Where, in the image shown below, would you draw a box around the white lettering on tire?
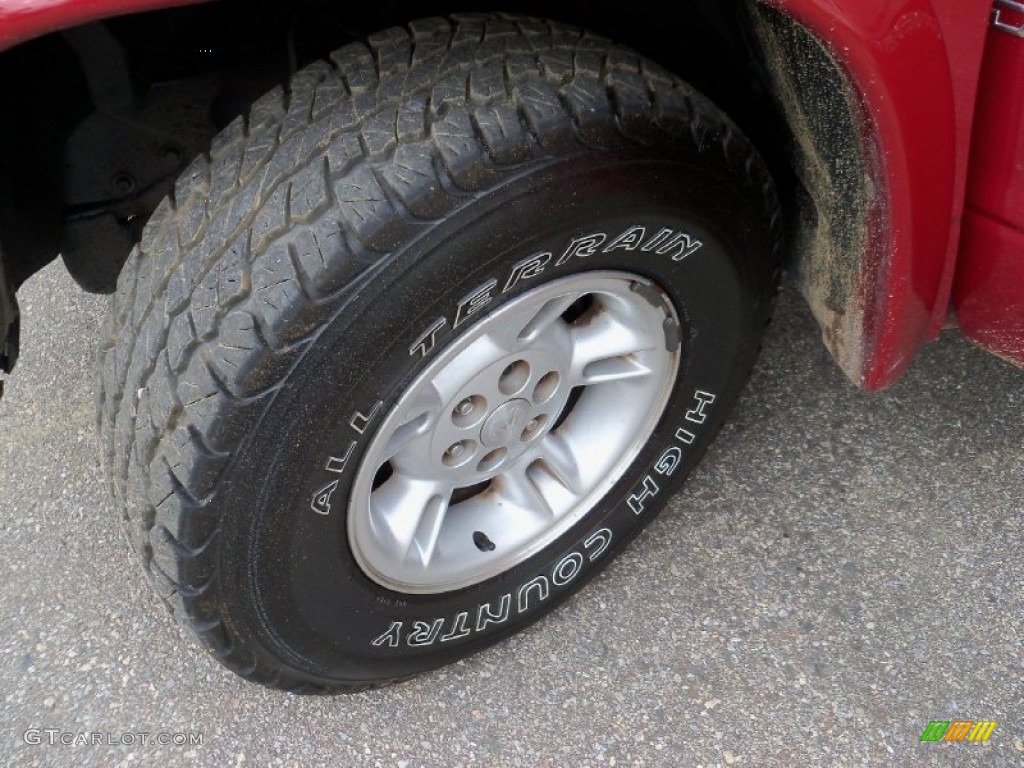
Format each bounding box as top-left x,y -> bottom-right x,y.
408,223 -> 704,359
310,479 -> 339,516
453,279 -> 498,329
551,551 -> 584,586
626,476 -> 660,515
371,525 -> 615,648
503,252 -> 552,293
685,390 -> 716,424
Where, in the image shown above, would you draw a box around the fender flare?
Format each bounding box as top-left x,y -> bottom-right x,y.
765,0 -> 989,388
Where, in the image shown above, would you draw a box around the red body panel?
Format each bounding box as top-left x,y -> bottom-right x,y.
954,3 -> 1024,363
0,0 -> 207,52
772,0 -> 991,388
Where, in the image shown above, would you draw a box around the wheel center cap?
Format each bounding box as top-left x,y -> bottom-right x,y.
480,399 -> 531,448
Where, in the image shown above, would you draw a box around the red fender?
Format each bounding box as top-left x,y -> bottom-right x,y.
0,0 -> 208,52
769,0 -> 991,388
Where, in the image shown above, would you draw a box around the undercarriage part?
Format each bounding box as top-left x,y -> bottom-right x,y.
0,249 -> 18,385
0,34 -> 83,293
59,20 -> 285,292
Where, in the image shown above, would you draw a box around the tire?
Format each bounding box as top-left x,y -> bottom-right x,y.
97,13 -> 781,693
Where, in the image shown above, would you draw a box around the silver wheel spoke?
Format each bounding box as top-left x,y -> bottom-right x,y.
372,474 -> 452,567
481,291 -> 580,355
383,386 -> 443,474
577,354 -> 654,385
515,292 -> 581,345
495,461 -> 554,520
568,311 -> 658,386
534,432 -> 584,496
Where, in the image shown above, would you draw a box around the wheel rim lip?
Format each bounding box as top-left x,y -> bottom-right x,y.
348,270 -> 681,594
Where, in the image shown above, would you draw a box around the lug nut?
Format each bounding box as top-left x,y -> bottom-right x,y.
443,440 -> 475,466
521,414 -> 549,442
453,395 -> 487,427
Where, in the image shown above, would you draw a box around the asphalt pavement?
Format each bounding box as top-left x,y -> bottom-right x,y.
1,262 -> 1021,767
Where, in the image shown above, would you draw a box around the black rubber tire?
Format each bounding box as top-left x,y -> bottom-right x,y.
97,13 -> 781,693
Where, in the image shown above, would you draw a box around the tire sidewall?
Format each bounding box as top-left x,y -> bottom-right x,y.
217,152 -> 772,684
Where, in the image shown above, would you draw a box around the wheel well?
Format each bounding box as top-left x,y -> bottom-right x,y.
0,0 -> 824,376
0,0 -> 799,286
